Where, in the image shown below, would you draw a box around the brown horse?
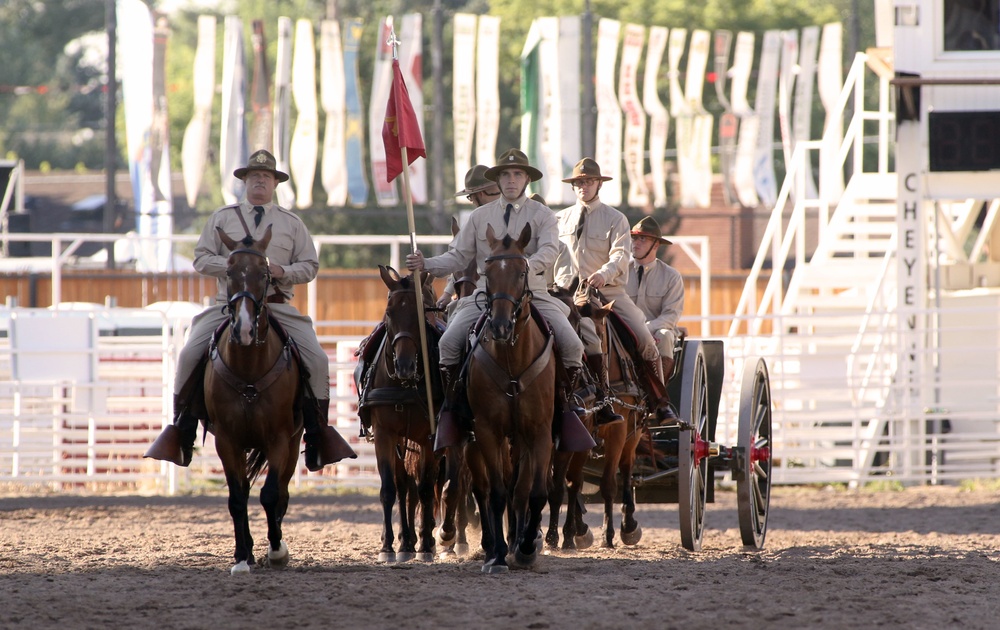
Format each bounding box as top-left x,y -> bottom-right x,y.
365,265 -> 440,562
434,216 -> 480,557
579,285 -> 645,548
204,226 -> 302,574
467,224 -> 555,573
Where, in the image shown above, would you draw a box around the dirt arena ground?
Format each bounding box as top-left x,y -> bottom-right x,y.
1,484 -> 998,629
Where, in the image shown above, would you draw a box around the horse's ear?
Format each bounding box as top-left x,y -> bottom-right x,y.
451,216 -> 460,237
379,264 -> 399,290
569,275 -> 580,294
517,223 -> 532,250
420,270 -> 432,287
217,226 -> 239,252
257,224 -> 273,251
486,224 -> 497,248
601,300 -> 615,313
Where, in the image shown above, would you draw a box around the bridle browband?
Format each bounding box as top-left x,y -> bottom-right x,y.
481,252 -> 532,341
383,285 -> 431,382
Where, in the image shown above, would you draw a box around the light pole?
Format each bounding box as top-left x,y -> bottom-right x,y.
104,0 -> 117,269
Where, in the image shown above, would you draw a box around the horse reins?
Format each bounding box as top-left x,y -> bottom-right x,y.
482,252 -> 532,344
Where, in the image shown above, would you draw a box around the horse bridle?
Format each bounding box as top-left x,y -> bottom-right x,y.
383,286 -> 426,383
481,253 -> 532,329
224,247 -> 273,345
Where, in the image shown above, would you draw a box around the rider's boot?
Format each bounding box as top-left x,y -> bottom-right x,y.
302,398 -> 357,472
639,358 -> 679,425
556,366 -> 597,452
585,354 -> 624,426
434,364 -> 472,451
145,393 -> 200,466
660,356 -> 675,383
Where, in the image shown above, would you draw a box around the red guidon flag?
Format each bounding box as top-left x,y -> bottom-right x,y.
382,58 -> 426,183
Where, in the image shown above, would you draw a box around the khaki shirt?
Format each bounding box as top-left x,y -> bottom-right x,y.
194,200 -> 319,303
553,199 -> 631,289
422,195 -> 559,292
626,258 -> 684,333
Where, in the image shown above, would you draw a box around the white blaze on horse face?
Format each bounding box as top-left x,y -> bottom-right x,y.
235,293 -> 256,345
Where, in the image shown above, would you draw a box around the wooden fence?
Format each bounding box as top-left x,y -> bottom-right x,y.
0,269 -> 768,337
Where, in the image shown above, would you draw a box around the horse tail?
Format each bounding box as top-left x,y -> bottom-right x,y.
246,448 -> 268,483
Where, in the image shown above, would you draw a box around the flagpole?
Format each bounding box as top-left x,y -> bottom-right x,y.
389,21 -> 437,434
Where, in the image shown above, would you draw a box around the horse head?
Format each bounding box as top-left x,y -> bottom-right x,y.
379,264 -> 432,382
483,223 -> 531,343
218,225 -> 273,346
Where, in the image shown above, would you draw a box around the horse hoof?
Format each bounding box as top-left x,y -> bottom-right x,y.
482,559 -> 509,574
620,524 -> 642,546
415,552 -> 434,562
396,551 -> 415,563
378,552 -> 396,563
575,529 -> 595,550
434,526 -> 456,549
513,547 -> 538,568
267,541 -> 290,568
454,542 -> 469,556
231,561 -> 251,575
438,548 -> 456,559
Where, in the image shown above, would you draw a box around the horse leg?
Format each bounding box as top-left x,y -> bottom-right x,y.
565,451 -> 594,550
599,448 -> 623,549
435,446 -> 463,556
512,442 -> 550,568
396,459 -> 416,561
546,450 -> 569,550
415,447 -> 438,561
225,469 -> 254,573
259,467 -> 288,568
375,437 -> 398,563
482,471 -> 510,574
618,436 -> 642,546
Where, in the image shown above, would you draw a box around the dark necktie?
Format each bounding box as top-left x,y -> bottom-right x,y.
253,205 -> 265,227
636,265 -> 644,288
503,203 -> 513,226
575,210 -> 586,239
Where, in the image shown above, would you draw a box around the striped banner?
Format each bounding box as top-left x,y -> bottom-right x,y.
398,13 -> 426,204
181,15 -> 215,209
453,14 -> 478,202
150,15 -> 174,270
731,31 -> 759,207
220,15 -> 248,206
619,23 -> 648,209
273,17 -> 296,209
249,20 -> 273,153
476,16 -> 501,171
777,30 -> 799,185
643,25 -> 669,210
794,26 -> 820,199
369,17 -> 398,207
519,20 -> 541,196
752,30 -> 781,208
818,22 -> 844,202
290,19 -> 319,209
594,18 -> 622,206
320,19 -> 347,207
684,29 -> 713,208
667,29 -> 690,205
713,30 -> 738,207
343,18 -> 369,207
555,16 -> 581,205
536,17 -> 563,201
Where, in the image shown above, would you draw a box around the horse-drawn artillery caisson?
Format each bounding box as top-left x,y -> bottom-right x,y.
581,335 -> 774,552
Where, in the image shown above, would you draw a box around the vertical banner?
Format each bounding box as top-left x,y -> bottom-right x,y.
220,15 -> 248,206
475,16 -> 501,169
343,18 -> 369,207
273,17 -> 296,209
594,18 -> 622,206
668,29 -> 695,206
536,17 -> 564,201
320,19 -> 347,207
399,13 -> 426,204
685,29 -> 713,208
731,31 -> 759,207
291,19 -> 319,209
555,16 -> 581,205
818,22 -> 844,202
619,23 -> 648,209
181,14 -> 215,209
249,20 -> 273,152
753,30 -> 781,208
643,26 -> 669,210
118,0 -> 154,267
519,20 -> 541,196
713,30 -> 738,206
794,26 -> 821,199
777,30 -> 799,182
453,13 -> 478,202
150,14 -> 174,270
369,17 -> 398,206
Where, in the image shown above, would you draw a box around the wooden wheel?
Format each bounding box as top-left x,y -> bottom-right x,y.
737,357 -> 773,550
678,340 -> 709,552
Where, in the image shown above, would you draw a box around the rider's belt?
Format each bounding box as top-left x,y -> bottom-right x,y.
266,293 -> 287,304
